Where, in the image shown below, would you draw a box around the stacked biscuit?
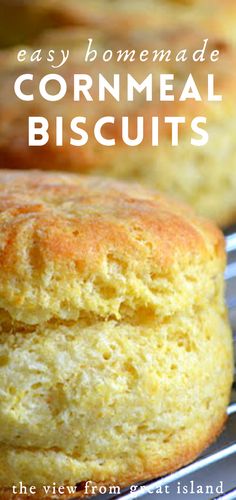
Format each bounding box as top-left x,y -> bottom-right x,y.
0,170 -> 233,497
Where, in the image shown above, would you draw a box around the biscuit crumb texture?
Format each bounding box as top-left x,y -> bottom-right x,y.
0,170 -> 233,493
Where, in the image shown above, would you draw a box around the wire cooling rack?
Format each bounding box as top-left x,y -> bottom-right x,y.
79,228 -> 236,500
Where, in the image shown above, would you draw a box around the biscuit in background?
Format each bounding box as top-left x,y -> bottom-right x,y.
0,0 -> 236,47
57,0 -> 236,46
0,27 -> 235,226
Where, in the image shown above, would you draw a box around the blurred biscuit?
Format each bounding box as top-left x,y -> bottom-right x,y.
0,27 -> 235,225
0,0 -> 235,47
58,0 -> 236,46
0,169 -> 233,495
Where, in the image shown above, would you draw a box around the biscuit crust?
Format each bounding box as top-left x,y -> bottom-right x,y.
0,169 -> 225,323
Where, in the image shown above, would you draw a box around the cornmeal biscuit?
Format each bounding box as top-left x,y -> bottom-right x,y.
0,170 -> 233,498
0,27 -> 235,226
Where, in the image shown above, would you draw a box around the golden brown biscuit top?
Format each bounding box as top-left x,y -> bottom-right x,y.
0,170 -> 224,324
0,169 -> 222,264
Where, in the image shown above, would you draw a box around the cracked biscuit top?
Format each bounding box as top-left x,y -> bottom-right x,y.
0,170 -> 224,325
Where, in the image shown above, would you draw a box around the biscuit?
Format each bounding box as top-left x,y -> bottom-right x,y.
0,27 -> 235,226
52,0 -> 236,46
0,0 -> 235,47
0,170 -> 233,497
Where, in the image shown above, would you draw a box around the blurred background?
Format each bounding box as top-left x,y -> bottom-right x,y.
0,0 -> 236,227
0,3 -> 235,499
